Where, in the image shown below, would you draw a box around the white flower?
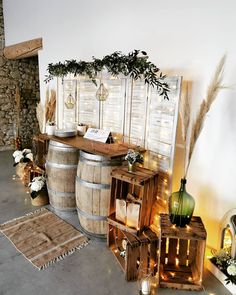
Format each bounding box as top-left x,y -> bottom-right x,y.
227,264 -> 236,276
13,150 -> 22,158
22,149 -> 31,155
25,153 -> 33,161
15,155 -> 24,163
29,176 -> 46,192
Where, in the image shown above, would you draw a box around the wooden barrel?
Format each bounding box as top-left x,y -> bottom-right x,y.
46,140 -> 78,211
76,151 -> 123,238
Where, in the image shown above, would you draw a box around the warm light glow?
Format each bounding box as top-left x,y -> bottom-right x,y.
206,255 -> 213,259
137,260 -> 140,265
109,228 -> 113,232
186,225 -> 191,230
175,258 -> 179,266
165,257 -> 168,265
114,249 -> 118,253
171,225 -> 176,229
188,276 -> 192,282
165,190 -> 169,195
170,272 -> 175,277
223,226 -> 233,250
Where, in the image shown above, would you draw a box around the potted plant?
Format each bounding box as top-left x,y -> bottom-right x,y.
46,121 -> 55,135
13,149 -> 33,178
77,123 -> 87,136
125,148 -> 144,172
28,176 -> 49,206
208,248 -> 236,293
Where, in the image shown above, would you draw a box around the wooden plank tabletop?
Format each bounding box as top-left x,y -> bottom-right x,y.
39,133 -> 140,158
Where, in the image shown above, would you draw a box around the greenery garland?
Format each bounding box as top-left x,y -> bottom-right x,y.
45,50 -> 170,99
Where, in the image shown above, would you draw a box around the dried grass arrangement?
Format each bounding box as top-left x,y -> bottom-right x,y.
36,87 -> 56,133
45,88 -> 56,123
36,102 -> 44,133
180,55 -> 226,177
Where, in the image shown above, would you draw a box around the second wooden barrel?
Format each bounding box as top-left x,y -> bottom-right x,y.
46,140 -> 78,211
76,151 -> 122,238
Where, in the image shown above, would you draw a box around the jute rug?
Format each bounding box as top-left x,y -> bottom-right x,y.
0,208 -> 88,269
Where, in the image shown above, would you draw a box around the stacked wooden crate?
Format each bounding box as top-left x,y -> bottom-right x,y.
159,214 -> 207,291
107,166 -> 159,281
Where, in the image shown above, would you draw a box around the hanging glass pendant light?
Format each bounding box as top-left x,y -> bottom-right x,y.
96,83 -> 109,101
65,93 -> 75,109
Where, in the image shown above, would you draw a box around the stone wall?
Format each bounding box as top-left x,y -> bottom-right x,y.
0,0 -> 40,150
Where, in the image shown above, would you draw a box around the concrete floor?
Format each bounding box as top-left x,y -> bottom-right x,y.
0,150 -> 231,295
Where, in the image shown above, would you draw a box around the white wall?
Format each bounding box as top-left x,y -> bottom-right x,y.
3,0 -> 236,249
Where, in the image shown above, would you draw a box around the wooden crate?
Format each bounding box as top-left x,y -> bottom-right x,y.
159,214 -> 207,291
32,134 -> 50,168
107,166 -> 158,234
108,224 -> 159,281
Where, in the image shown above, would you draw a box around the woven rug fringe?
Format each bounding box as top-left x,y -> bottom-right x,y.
0,208 -> 47,227
39,240 -> 89,270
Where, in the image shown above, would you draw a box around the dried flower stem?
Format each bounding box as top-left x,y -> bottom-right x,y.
179,82 -> 191,175
185,55 -> 226,176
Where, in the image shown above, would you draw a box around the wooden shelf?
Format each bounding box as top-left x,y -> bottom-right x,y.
39,133 -> 141,158
109,167 -> 158,232
107,213 -> 138,235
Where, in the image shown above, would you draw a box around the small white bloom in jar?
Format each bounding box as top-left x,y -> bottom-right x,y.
15,155 -> 24,163
25,153 -> 33,161
13,150 -> 22,158
22,148 -> 31,155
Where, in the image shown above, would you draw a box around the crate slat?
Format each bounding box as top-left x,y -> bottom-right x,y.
168,238 -> 178,265
179,239 -> 188,266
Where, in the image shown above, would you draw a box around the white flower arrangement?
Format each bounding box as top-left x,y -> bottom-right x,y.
125,148 -> 143,165
211,248 -> 236,285
28,176 -> 46,199
12,149 -> 33,166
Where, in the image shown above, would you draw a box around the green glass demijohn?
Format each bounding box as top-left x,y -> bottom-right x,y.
169,178 -> 195,227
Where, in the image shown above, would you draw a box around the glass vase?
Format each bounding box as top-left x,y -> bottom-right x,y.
128,162 -> 136,173
169,178 -> 195,227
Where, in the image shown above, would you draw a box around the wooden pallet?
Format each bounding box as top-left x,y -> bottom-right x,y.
159,214 -> 207,290
108,224 -> 159,281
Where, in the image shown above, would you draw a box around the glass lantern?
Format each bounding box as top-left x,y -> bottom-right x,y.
138,269 -> 158,295
63,78 -> 77,130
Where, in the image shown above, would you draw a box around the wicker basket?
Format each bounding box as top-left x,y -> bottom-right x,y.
31,188 -> 49,206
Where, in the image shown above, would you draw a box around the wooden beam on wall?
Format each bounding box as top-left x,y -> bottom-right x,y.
3,37 -> 43,60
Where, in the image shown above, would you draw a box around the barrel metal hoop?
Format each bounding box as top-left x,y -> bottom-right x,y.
51,204 -> 76,212
79,157 -> 121,167
49,145 -> 78,153
47,187 -> 75,197
76,206 -> 107,221
76,176 -> 110,190
49,140 -> 78,150
80,150 -> 109,162
46,160 -> 78,169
